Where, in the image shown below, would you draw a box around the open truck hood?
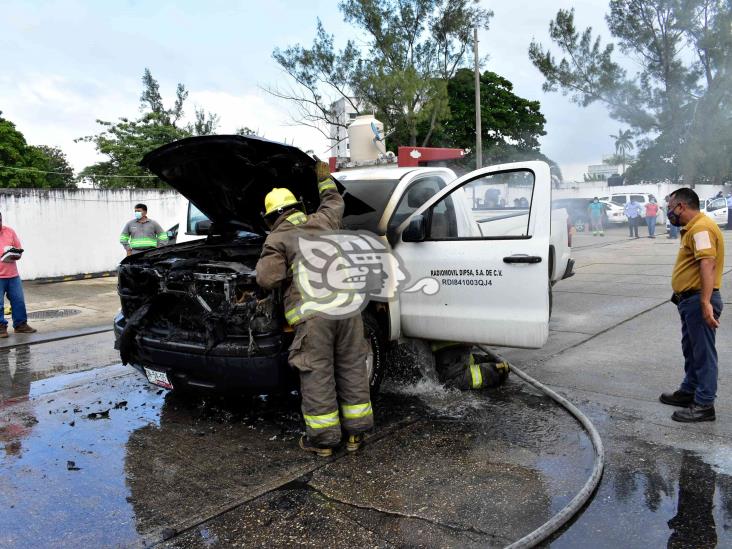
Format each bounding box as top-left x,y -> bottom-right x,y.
141,135 -> 319,235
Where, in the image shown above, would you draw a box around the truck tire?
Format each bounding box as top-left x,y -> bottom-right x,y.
362,311 -> 386,395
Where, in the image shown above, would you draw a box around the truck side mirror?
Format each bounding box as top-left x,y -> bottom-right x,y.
166,223 -> 179,240
402,214 -> 426,242
195,219 -> 212,235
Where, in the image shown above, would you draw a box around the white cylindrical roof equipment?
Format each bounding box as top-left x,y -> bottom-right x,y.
348,115 -> 386,162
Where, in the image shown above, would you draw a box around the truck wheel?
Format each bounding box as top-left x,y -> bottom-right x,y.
362,311 -> 386,395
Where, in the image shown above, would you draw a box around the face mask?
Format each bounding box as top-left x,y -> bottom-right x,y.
594,199 -> 598,203
668,207 -> 682,227
134,211 -> 143,220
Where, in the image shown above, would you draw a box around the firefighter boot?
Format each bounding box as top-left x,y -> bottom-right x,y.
346,434 -> 363,452
462,358 -> 510,390
299,435 -> 333,457
495,360 -> 510,385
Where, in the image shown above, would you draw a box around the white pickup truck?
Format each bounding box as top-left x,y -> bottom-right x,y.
176,164 -> 573,306
335,165 -> 573,283
117,136 -> 571,394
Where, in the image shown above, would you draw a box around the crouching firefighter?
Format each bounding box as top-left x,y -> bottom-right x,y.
255,161 -> 374,457
431,342 -> 510,390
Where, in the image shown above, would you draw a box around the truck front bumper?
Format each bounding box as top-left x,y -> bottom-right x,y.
113,313 -> 296,393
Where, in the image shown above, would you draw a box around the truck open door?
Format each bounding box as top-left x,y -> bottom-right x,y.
394,161 -> 551,349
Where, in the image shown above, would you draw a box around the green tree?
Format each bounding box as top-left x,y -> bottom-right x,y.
191,107 -> 220,136
610,129 -> 634,173
425,68 -> 555,173
269,0 -> 492,147
529,2 -> 732,185
0,113 -> 45,187
77,116 -> 190,188
30,145 -> 76,188
434,68 -> 546,152
77,69 -> 219,188
0,112 -> 75,188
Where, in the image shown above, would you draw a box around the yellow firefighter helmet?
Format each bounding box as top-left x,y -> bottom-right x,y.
264,188 -> 299,216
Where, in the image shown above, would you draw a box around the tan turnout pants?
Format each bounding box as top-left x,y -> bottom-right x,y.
288,315 -> 374,447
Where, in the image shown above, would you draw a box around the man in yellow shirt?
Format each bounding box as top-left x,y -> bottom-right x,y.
660,188 -> 724,422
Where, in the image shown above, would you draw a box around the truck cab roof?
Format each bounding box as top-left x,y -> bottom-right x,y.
334,166 -> 449,182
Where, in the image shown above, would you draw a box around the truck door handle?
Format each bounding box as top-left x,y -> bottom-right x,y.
503,254 -> 542,264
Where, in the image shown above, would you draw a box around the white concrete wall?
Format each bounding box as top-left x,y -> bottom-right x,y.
555,183 -> 728,202
2,182 -> 727,280
0,189 -> 187,280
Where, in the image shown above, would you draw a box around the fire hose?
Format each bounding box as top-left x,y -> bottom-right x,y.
479,348 -> 606,549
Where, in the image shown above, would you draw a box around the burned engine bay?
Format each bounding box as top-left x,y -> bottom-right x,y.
117,239 -> 283,364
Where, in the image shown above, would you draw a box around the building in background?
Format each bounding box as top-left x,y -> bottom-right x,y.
329,97 -> 360,159
586,155 -> 620,181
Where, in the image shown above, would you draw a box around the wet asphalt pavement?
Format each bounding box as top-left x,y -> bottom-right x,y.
0,349 -> 586,548
1,226 -> 732,548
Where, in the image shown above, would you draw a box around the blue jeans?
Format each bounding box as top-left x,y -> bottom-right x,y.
668,223 -> 680,238
646,216 -> 656,236
0,276 -> 28,328
678,292 -> 723,405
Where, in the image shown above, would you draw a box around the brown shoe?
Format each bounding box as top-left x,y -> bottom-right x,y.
14,323 -> 37,334
0,325 -> 7,338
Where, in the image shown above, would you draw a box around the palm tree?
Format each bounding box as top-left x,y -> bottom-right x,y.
610,129 -> 634,174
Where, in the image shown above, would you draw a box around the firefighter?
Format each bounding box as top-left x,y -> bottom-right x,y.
255,162 -> 373,457
431,342 -> 510,391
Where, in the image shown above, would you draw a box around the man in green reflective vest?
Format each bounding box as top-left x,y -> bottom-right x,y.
119,203 -> 169,256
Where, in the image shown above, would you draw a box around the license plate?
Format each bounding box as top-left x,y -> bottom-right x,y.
144,367 -> 173,390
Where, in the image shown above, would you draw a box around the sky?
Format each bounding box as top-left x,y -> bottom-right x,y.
0,0 -> 622,181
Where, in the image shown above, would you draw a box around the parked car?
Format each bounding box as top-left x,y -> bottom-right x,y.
664,196 -> 728,232
600,200 -> 626,224
598,193 -> 666,224
114,135 -> 567,395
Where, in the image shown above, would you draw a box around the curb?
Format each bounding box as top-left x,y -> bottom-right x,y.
32,270 -> 118,285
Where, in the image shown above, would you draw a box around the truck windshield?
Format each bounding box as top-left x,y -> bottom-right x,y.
340,179 -> 399,232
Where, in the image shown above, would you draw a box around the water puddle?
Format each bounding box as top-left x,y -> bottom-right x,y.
549,405 -> 732,547
0,333 -> 120,404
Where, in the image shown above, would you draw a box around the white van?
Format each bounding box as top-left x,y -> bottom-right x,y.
598,193 -> 666,224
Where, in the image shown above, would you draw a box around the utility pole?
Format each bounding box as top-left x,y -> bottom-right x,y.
473,26 -> 482,170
